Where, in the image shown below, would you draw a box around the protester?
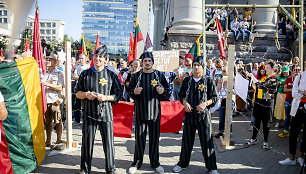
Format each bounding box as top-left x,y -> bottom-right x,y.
173,56 -> 219,174
43,54 -> 65,147
127,52 -> 170,174
184,58 -> 193,75
213,58 -> 223,84
215,68 -> 235,138
237,9 -> 244,22
76,46 -> 123,174
239,18 -> 251,42
206,58 -> 215,78
72,53 -> 90,124
279,65 -> 301,137
247,60 -> 278,150
274,66 -> 289,128
0,91 -> 7,121
285,21 -> 295,46
173,56 -> 186,100
252,63 -> 259,76
279,64 -> 306,167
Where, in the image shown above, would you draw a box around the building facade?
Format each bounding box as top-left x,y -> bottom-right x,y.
82,0 -> 134,56
26,16 -> 66,42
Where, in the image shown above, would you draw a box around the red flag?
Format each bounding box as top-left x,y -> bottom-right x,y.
25,38 -> 29,52
32,4 -> 47,115
90,32 -> 99,67
160,101 -> 185,133
112,101 -> 185,138
128,32 -> 134,63
112,101 -> 134,138
12,47 -> 15,57
216,18 -> 226,60
0,48 -> 3,57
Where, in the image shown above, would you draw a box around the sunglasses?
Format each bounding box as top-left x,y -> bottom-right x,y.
216,66 -> 223,68
186,64 -> 191,67
294,69 -> 301,71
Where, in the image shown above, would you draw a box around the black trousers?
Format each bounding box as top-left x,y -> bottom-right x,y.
252,101 -> 273,142
289,102 -> 306,155
81,117 -> 115,173
131,119 -> 161,168
177,115 -> 217,171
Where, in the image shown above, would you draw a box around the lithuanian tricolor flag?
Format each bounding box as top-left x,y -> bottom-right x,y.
0,58 -> 45,173
79,32 -> 87,56
185,33 -> 202,60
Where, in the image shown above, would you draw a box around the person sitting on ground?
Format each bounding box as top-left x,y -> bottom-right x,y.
239,18 -> 251,42
231,17 -> 240,41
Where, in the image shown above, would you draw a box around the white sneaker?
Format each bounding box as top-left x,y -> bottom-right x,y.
263,142 -> 269,150
297,157 -> 305,167
279,158 -> 296,166
248,125 -> 253,131
246,139 -> 257,145
128,166 -> 137,174
155,165 -> 164,173
210,170 -> 219,174
173,165 -> 186,173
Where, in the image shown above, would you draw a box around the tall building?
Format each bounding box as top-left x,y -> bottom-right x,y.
82,0 -> 134,56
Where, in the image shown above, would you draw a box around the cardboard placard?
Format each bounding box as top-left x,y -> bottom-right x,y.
152,50 -> 179,72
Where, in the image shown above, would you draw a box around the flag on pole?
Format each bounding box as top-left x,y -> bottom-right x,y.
90,32 -> 99,67
128,32 -> 134,63
12,47 -> 15,57
216,18 -> 226,60
144,33 -> 153,52
79,32 -> 87,56
25,38 -> 29,52
0,48 -> 3,57
185,33 -> 202,60
131,18 -> 144,61
32,3 -> 47,116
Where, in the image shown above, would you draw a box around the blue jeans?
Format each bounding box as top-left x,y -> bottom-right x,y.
303,31 -> 306,41
233,30 -> 240,40
284,100 -> 292,131
240,29 -> 251,41
173,87 -> 181,101
218,100 -> 234,133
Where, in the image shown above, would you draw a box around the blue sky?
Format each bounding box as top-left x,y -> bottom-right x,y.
29,0 -> 82,40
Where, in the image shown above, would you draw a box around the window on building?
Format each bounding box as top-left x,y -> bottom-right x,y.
3,18 -> 7,23
46,37 -> 51,41
52,36 -> 56,40
40,29 -> 45,34
52,23 -> 56,27
0,11 -> 2,16
46,23 -> 51,27
0,18 -> 2,23
46,30 -> 51,34
40,23 -> 45,27
3,10 -> 7,16
52,30 -> 56,34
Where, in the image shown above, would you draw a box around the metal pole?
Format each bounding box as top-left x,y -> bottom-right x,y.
299,0 -> 304,71
203,0 -> 206,75
65,41 -> 73,149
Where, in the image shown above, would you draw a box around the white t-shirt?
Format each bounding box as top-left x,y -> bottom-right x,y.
239,21 -> 249,30
74,64 -> 90,76
286,24 -> 293,30
0,92 -> 4,102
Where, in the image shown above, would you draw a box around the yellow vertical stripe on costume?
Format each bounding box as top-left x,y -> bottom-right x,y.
16,58 -> 45,166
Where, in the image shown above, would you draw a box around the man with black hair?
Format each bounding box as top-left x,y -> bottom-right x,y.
76,46 -> 123,174
127,52 -> 170,174
173,56 -> 219,174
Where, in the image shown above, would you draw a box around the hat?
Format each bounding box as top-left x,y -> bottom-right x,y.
140,52 -> 154,63
282,66 -> 290,73
47,53 -> 58,60
94,45 -> 108,57
193,56 -> 205,68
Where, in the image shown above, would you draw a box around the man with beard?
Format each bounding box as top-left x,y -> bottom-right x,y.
127,52 -> 170,174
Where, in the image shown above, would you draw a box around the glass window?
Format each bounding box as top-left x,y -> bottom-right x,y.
46,23 -> 51,27
46,37 -> 51,41
0,18 -> 2,23
3,10 -> 7,16
40,23 -> 45,27
52,36 -> 56,40
46,30 -> 51,34
52,23 -> 56,27
3,18 -> 7,23
40,29 -> 45,34
52,30 -> 56,34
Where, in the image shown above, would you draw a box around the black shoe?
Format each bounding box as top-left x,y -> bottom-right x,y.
107,171 -> 117,174
215,132 -> 224,138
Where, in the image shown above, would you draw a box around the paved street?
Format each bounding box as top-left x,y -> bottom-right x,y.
31,111 -> 302,174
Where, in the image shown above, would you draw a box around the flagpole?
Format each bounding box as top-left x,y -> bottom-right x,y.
202,0 -> 206,75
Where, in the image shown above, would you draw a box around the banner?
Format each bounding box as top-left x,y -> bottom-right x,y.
153,50 -> 179,72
